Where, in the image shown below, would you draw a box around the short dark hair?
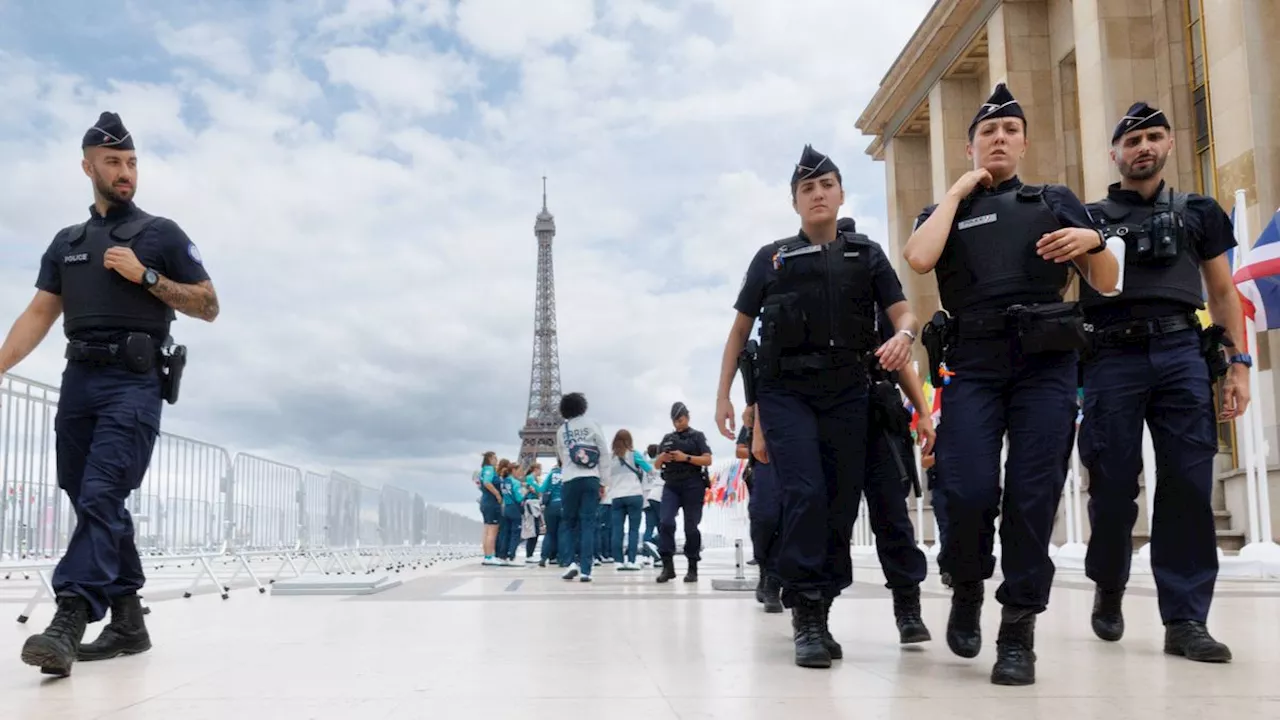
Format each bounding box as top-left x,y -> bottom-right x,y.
560,392 -> 588,419
646,443 -> 658,458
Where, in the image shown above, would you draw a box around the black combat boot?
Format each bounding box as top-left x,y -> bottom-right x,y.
818,596 -> 843,659
755,575 -> 765,604
791,592 -> 831,668
20,595 -> 90,677
1164,621 -> 1232,663
656,554 -> 677,583
893,585 -> 932,644
761,576 -> 783,614
1090,587 -> 1125,642
991,606 -> 1037,686
78,594 -> 151,661
683,559 -> 698,583
946,580 -> 983,658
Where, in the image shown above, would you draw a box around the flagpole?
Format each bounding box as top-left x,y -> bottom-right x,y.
1233,189 -> 1280,569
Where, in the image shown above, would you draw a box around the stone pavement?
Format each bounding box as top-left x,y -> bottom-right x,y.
2,549 -> 1278,719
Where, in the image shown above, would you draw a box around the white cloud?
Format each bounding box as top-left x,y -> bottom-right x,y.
0,1 -> 934,509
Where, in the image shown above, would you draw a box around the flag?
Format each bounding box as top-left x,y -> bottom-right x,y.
1231,207 -> 1280,332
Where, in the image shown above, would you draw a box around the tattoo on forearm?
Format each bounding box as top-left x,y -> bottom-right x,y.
150,278 -> 220,321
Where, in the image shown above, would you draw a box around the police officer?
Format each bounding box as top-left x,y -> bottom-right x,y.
736,405 -> 782,613
1079,102 -> 1245,663
716,145 -> 917,669
654,402 -> 714,583
903,84 -> 1121,686
0,112 -> 219,677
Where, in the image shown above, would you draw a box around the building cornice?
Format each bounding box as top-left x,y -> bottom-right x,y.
855,0 -> 1001,157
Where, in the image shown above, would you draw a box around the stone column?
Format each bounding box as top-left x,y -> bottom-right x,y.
928,77 -> 983,198
884,134 -> 936,368
986,0 -> 1061,184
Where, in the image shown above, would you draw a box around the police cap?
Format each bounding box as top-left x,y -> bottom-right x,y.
1111,102 -> 1170,144
670,402 -> 689,421
791,144 -> 841,192
968,83 -> 1025,140
82,112 -> 134,151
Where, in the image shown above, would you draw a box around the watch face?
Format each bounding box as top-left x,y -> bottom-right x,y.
144,269 -> 158,286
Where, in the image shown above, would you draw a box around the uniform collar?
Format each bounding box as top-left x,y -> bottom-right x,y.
796,227 -> 842,245
1106,180 -> 1167,206
88,200 -> 139,223
973,175 -> 1022,197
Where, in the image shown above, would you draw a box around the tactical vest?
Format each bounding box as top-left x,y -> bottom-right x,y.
60,211 -> 174,340
1079,187 -> 1202,312
660,429 -> 706,485
935,184 -> 1070,314
758,232 -> 878,359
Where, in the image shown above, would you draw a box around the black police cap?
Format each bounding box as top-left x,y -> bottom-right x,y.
82,112 -> 134,151
671,402 -> 689,421
1111,102 -> 1170,144
791,144 -> 841,190
968,83 -> 1025,139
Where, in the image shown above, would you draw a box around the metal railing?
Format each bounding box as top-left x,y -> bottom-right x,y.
0,372 -> 483,563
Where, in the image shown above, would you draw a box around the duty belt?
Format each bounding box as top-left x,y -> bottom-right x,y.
64,340 -> 159,368
774,349 -> 867,373
1086,313 -> 1196,345
952,311 -> 1014,340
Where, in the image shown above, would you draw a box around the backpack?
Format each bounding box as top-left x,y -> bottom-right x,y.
562,422 -> 601,470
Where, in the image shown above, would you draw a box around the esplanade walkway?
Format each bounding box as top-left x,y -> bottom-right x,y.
3,371 -> 1280,719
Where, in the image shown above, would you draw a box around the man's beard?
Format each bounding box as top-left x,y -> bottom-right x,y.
1120,151 -> 1169,181
93,174 -> 133,206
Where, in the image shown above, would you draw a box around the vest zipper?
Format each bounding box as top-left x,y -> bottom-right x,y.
824,243 -> 835,347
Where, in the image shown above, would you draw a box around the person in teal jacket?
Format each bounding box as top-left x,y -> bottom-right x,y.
478,452 -> 503,566
539,463 -> 564,566
501,465 -> 526,563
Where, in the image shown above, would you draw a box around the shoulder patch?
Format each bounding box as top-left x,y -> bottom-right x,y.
187,243 -> 203,264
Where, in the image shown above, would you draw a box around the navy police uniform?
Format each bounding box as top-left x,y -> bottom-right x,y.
918,84 -> 1107,684
863,303 -> 931,643
737,422 -> 782,612
655,403 -> 713,581
1078,102 -> 1236,662
20,113 -> 208,677
735,145 -> 908,668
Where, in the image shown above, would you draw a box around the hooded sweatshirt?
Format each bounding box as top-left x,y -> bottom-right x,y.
555,415 -> 612,485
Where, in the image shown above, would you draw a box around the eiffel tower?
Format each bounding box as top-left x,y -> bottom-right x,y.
517,178 -> 564,468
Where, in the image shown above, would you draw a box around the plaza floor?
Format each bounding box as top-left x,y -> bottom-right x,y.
2,549 -> 1278,719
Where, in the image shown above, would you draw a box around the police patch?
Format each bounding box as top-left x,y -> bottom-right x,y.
64,252 -> 89,265
187,243 -> 203,264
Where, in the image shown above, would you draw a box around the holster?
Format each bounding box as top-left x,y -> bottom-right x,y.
1009,302 -> 1087,355
920,311 -> 951,386
870,378 -> 921,497
738,339 -> 759,405
1197,323 -> 1232,381
160,343 -> 188,405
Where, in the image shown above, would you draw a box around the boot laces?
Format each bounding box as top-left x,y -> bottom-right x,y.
47,604 -> 85,640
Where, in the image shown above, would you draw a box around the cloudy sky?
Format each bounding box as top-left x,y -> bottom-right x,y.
0,0 -> 932,517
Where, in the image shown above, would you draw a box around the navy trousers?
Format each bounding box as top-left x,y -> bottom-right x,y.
747,461 -> 782,572
559,477 -> 601,574
52,361 -> 163,624
541,501 -> 562,562
934,337 -> 1077,612
658,481 -> 704,561
1079,328 -> 1219,623
864,428 -> 928,589
757,367 -> 868,604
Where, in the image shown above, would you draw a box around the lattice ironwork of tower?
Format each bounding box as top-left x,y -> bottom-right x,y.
517,178 -> 565,468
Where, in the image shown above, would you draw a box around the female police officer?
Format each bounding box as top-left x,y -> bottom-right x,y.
715,144 -> 917,669
902,84 -> 1121,686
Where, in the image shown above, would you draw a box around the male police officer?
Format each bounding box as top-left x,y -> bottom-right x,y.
716,145 -> 917,669
1079,102 -> 1245,663
0,112 -> 219,677
736,405 -> 783,613
903,84 -> 1121,686
654,402 -> 714,583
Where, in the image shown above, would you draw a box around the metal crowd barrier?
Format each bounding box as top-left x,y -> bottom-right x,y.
0,371 -> 485,619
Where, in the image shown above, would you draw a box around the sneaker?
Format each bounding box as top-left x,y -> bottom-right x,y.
580,575 -> 594,583
561,564 -> 580,581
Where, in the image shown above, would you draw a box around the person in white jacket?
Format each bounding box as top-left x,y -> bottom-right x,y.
606,429 -> 655,571
641,444 -> 663,565
554,392 -> 611,582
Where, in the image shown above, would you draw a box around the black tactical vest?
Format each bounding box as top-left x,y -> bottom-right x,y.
659,429 -> 706,485
935,184 -> 1070,314
758,231 -> 878,358
59,210 -> 174,340
1080,188 -> 1202,312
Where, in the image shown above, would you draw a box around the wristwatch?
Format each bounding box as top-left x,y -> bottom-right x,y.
141,268 -> 159,289
897,328 -> 917,343
1087,230 -> 1109,254
1228,353 -> 1253,369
